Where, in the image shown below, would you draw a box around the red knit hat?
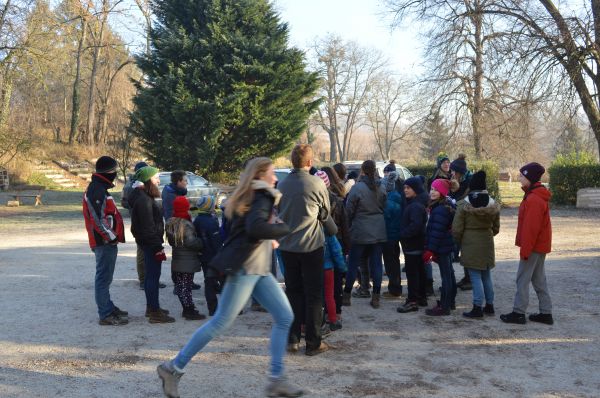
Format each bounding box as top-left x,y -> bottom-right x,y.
173,196 -> 191,220
431,179 -> 451,197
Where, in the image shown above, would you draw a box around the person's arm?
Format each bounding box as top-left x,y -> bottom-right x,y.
245,193 -> 290,240
85,188 -> 118,243
133,197 -> 163,252
322,214 -> 338,237
161,189 -> 173,220
345,187 -> 359,226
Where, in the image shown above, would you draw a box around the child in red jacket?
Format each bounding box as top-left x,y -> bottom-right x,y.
501,162 -> 553,325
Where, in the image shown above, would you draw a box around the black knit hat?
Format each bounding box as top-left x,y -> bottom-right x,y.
95,156 -> 118,173
404,176 -> 425,195
469,170 -> 487,191
450,154 -> 468,175
520,162 -> 545,183
134,161 -> 148,172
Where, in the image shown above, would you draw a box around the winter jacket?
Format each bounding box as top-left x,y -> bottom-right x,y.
346,176 -> 387,245
425,199 -> 456,254
162,183 -> 188,221
226,186 -> 290,275
398,196 -> 427,253
329,191 -> 351,254
166,219 -> 203,273
131,190 -> 164,252
193,212 -> 223,264
324,234 -> 347,272
278,169 -> 331,253
515,182 -> 552,259
83,174 -> 125,249
384,189 -> 404,242
452,194 -> 501,270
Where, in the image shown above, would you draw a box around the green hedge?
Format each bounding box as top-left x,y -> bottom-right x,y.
548,152 -> 600,205
406,160 -> 501,202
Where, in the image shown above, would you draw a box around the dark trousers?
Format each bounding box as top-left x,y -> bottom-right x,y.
345,243 -> 383,294
404,253 -> 426,303
142,246 -> 162,310
382,240 -> 402,294
202,263 -> 223,313
333,268 -> 343,314
281,248 -> 324,351
438,254 -> 457,311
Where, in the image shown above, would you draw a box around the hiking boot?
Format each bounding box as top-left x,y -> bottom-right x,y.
397,301 -> 418,313
305,342 -> 331,356
157,361 -> 183,398
328,320 -> 342,331
425,305 -> 450,316
459,281 -> 473,291
112,306 -> 128,317
417,298 -> 428,307
182,306 -> 206,320
266,375 -> 304,397
463,305 -> 484,319
456,275 -> 470,288
342,292 -> 351,306
529,313 -> 554,325
426,279 -> 434,297
483,304 -> 495,315
251,302 -> 268,312
191,282 -> 201,290
382,290 -> 402,299
500,311 -> 526,324
352,288 -> 370,298
370,293 -> 380,309
148,309 -> 176,324
145,306 -> 170,317
287,343 -> 300,353
99,314 -> 128,326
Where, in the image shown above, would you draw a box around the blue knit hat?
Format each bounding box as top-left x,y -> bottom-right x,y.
404,176 -> 424,195
196,195 -> 216,212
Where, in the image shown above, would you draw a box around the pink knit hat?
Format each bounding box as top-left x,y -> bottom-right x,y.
431,179 -> 450,197
315,170 -> 330,187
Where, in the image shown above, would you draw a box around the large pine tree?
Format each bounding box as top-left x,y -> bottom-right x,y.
130,0 -> 319,172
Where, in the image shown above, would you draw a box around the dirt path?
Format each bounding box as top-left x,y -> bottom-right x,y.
0,208 -> 599,397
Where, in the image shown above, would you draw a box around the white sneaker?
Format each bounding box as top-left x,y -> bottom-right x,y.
157,361 -> 183,398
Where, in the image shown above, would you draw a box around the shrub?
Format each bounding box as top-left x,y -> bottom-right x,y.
548,152 -> 600,205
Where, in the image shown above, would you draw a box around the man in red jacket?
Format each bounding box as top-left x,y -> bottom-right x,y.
83,156 -> 128,325
501,162 -> 553,325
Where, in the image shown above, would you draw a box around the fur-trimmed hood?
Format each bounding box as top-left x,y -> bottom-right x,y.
462,196 -> 501,215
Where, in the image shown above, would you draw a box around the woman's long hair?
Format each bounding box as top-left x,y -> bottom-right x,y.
321,166 -> 345,197
165,218 -> 187,247
144,180 -> 161,198
361,160 -> 377,191
225,157 -> 272,220
332,163 -> 347,181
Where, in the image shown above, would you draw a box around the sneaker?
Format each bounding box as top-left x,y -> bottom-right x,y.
529,313 -> 554,325
342,292 -> 351,306
397,301 -> 418,313
287,343 -> 300,353
145,306 -> 170,317
352,288 -> 370,298
500,311 -> 526,324
157,361 -> 183,398
425,305 -> 450,316
265,375 -> 304,397
382,291 -> 402,299
112,306 -> 128,317
191,282 -> 201,290
370,293 -> 380,309
305,342 -> 331,357
148,310 -> 176,324
99,314 -> 128,326
483,304 -> 495,315
463,305 -> 484,319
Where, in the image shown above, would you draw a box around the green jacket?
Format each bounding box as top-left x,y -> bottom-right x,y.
452,196 -> 501,270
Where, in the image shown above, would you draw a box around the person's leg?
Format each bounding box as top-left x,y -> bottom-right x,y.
172,272 -> 259,369
179,273 -> 194,308
281,251 -> 303,345
252,274 -> 294,378
416,254 -> 427,303
358,248 -> 371,291
202,265 -> 219,315
530,253 -> 552,314
404,253 -> 420,303
143,246 -> 161,310
382,241 -> 401,294
481,269 -> 494,305
344,244 -> 366,293
369,244 -> 384,295
94,245 -> 118,319
333,268 -> 343,315
437,254 -> 453,311
323,269 -> 336,324
302,247 -> 325,351
136,244 -> 145,285
512,256 -> 536,314
468,269 -> 484,307
173,272 -> 186,309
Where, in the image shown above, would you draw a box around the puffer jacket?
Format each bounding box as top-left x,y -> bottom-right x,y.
166,219 -> 203,273
346,176 -> 387,245
384,189 -> 404,241
515,182 -> 552,259
425,199 -> 455,254
398,196 -> 427,253
452,195 -> 501,270
324,234 -> 347,272
131,190 -> 164,252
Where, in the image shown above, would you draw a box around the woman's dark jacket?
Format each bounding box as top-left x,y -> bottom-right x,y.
131,190 -> 164,252
398,196 -> 427,253
425,199 -> 456,254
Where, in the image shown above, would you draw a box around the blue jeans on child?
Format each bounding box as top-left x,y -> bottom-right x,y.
468,268 -> 494,307
173,271 -> 293,377
437,253 -> 456,311
94,244 -> 118,319
344,243 -> 383,294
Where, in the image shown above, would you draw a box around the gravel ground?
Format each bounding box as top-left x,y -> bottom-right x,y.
0,204 -> 599,397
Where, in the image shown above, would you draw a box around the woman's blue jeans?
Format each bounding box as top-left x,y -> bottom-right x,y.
437,253 -> 456,311
344,243 -> 383,294
173,271 -> 293,377
467,268 -> 494,307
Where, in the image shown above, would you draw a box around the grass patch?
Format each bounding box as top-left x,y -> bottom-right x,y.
499,181 -> 523,207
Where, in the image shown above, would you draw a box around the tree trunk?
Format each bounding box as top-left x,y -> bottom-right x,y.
69,17 -> 87,144
89,0 -> 109,144
471,1 -> 484,159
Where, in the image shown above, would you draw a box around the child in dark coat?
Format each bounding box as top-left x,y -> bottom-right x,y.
193,195 -> 224,316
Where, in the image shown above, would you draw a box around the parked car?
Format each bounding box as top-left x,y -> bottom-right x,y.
274,168 -> 292,185
343,161 -> 413,181
121,171 -> 226,210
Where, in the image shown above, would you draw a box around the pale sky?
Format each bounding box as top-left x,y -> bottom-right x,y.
274,0 -> 424,75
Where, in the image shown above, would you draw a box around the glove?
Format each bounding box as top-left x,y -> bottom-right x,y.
422,250 -> 434,264
154,250 -> 167,262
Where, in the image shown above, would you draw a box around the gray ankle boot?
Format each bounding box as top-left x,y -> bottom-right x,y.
265,375 -> 304,397
157,361 -> 183,398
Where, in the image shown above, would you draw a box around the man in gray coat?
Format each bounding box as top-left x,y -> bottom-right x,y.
278,144 -> 332,356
